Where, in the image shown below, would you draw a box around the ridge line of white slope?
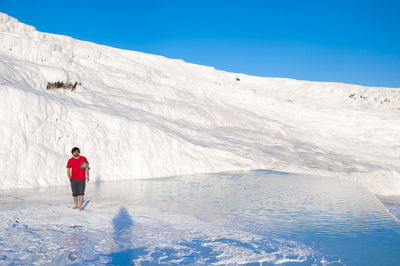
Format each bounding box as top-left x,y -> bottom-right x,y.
0,11 -> 399,108
0,11 -> 399,196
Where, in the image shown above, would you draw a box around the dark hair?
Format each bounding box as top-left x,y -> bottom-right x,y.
71,147 -> 80,154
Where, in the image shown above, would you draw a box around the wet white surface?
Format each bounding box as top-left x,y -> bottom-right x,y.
1,171 -> 400,265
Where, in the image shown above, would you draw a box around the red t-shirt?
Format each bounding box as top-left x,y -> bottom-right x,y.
66,156 -> 88,180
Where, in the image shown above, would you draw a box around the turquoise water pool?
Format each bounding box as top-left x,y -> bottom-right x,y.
1,170 -> 400,265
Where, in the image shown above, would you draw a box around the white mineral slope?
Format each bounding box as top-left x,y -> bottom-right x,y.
0,12 -> 399,196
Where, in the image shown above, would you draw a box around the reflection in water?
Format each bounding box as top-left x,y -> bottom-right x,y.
65,228 -> 86,263
92,170 -> 400,265
1,170 -> 400,265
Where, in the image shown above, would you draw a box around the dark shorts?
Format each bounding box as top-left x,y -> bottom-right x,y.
70,179 -> 86,197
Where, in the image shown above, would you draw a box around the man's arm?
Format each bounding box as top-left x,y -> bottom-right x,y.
67,168 -> 71,179
85,167 -> 90,182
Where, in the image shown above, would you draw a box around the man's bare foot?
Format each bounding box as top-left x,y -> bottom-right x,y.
79,206 -> 83,211
73,206 -> 78,209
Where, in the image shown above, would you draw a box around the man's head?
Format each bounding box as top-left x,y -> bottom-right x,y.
71,147 -> 80,158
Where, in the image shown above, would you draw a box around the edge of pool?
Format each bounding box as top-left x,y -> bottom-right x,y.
376,195 -> 400,221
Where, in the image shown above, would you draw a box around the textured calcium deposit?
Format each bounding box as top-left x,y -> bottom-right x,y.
0,12 -> 399,196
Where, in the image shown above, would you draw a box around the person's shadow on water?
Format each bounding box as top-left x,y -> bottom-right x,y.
112,207 -> 134,247
82,200 -> 90,210
106,207 -> 147,265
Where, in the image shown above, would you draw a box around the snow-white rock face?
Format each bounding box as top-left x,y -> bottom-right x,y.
0,12 -> 399,195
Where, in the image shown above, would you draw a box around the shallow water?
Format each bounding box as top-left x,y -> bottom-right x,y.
1,170 -> 400,265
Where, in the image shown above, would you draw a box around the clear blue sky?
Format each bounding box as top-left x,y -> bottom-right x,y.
1,0 -> 399,88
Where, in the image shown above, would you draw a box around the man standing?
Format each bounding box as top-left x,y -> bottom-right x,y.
67,147 -> 90,211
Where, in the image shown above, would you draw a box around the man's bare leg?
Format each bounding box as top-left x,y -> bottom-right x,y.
79,195 -> 83,211
73,196 -> 78,209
